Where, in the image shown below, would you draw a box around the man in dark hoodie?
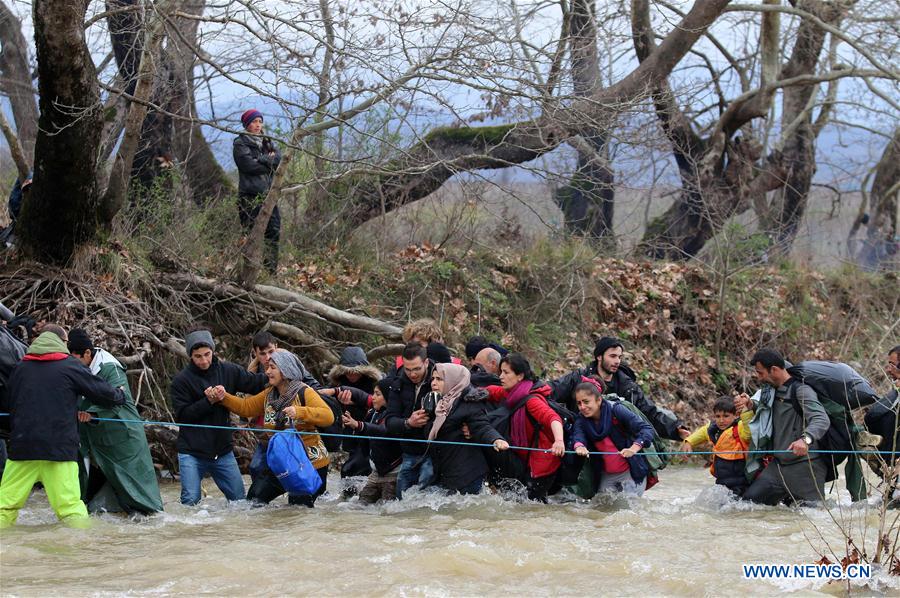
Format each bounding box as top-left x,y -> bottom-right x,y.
551,337 -> 689,441
1,328 -> 126,527
171,328 -> 267,505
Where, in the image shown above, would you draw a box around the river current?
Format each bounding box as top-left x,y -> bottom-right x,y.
1,466 -> 899,596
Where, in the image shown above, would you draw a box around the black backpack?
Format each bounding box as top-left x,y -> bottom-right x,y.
486,393 -> 581,484
787,361 -> 880,410
298,384 -> 344,452
784,380 -> 855,483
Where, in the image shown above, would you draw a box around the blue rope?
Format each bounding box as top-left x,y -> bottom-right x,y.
1,412 -> 895,457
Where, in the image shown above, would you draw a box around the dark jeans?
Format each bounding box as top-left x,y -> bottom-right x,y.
247,465 -> 328,508
249,443 -> 266,482
238,194 -> 280,274
527,471 -> 562,503
456,476 -> 484,495
743,458 -> 828,506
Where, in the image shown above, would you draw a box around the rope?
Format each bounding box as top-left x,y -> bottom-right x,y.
1,413 -> 895,457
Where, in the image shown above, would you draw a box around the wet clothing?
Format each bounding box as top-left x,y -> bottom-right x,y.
247,465 -> 328,507
865,388 -> 900,465
327,347 -> 382,477
685,411 -> 753,495
78,348 -> 163,514
385,364 -> 436,456
358,466 -> 399,504
356,407 -> 402,476
424,386 -> 503,492
573,400 -> 655,491
743,457 -> 829,505
1,332 -> 126,526
744,379 -> 830,505
0,460 -> 87,527
6,333 -> 126,462
177,452 -> 245,505
485,383 -> 562,479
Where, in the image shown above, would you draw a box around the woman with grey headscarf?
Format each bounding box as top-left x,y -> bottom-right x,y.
425,363 -> 508,495
219,349 -> 334,506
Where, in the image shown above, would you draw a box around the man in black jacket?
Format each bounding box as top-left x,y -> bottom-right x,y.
385,342 -> 436,498
551,337 -> 690,441
233,109 -> 282,274
470,347 -> 502,387
1,329 -> 126,527
171,329 -> 267,505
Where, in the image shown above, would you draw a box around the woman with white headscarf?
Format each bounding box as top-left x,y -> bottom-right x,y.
426,363 -> 508,495
218,349 -> 334,506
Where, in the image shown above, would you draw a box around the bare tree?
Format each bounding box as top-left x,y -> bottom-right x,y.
0,0 -> 38,163
636,0 -> 896,259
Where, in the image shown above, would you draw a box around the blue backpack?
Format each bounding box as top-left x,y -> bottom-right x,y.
266,431 -> 323,495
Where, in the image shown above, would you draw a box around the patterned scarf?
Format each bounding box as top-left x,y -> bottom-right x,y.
268,379 -> 305,429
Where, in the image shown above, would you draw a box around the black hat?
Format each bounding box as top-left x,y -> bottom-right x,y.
375,377 -> 393,397
67,328 -> 93,354
593,337 -> 623,359
427,342 -> 453,364
465,336 -> 489,360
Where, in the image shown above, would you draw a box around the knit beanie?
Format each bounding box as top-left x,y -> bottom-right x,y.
426,342 -> 453,364
465,336 -> 489,360
593,336 -> 624,359
185,330 -> 215,355
240,109 -> 263,129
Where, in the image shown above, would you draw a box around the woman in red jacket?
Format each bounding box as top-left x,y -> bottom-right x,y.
487,353 -> 566,502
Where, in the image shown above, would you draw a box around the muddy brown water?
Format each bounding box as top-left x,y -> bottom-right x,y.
1,466 -> 898,596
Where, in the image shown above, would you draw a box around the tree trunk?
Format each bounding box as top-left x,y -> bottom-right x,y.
165,0 -> 234,204
555,0 -> 616,243
18,0 -> 102,263
764,1 -> 839,252
852,128 -> 900,269
107,0 -> 231,205
103,0 -> 171,219
0,1 -> 38,161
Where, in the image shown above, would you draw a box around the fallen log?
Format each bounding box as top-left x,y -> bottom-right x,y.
159,272 -> 403,339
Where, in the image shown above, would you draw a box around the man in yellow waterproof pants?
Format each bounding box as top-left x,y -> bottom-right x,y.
0,327 -> 125,527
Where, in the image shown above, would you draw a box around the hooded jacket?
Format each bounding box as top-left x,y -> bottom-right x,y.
170,356 -> 267,459
7,332 -> 126,462
327,346 -> 382,394
425,386 -> 503,491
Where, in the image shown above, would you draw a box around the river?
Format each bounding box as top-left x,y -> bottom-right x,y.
1,466 -> 898,596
